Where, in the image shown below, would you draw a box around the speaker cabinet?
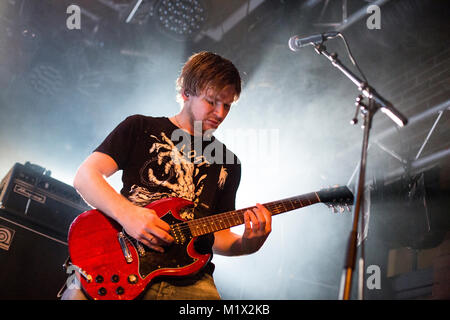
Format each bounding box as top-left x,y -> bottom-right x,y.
0,162 -> 89,240
0,214 -> 68,299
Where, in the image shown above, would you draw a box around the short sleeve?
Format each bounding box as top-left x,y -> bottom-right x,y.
94,115 -> 141,170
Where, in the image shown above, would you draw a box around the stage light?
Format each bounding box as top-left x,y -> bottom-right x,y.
154,0 -> 207,41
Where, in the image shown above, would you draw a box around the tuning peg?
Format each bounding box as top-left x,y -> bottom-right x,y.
338,206 -> 345,214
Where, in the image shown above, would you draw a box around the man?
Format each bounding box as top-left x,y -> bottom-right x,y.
61,51 -> 272,300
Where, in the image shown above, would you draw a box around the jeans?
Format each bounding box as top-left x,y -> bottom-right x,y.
60,273 -> 221,300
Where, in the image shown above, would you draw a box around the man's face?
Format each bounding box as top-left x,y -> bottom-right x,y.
184,85 -> 236,134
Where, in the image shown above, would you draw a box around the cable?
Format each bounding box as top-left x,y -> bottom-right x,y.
337,33 -> 369,84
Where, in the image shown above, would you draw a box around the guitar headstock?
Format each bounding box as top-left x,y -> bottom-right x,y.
317,185 -> 354,214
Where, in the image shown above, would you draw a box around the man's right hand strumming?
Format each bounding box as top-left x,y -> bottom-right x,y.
73,151 -> 174,253
116,205 -> 174,253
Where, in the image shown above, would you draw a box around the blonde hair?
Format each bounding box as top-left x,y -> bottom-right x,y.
176,51 -> 241,104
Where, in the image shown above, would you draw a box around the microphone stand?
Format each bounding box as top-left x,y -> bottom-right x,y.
310,42 -> 407,300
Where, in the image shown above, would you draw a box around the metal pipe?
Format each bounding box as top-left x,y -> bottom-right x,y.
335,0 -> 391,32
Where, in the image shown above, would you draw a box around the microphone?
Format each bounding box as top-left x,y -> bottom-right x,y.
288,31 -> 340,51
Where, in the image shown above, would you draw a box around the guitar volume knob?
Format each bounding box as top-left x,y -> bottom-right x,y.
127,274 -> 138,284
116,287 -> 125,295
98,287 -> 107,296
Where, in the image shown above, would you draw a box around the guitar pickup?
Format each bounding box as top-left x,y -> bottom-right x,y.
117,232 -> 133,263
135,241 -> 146,257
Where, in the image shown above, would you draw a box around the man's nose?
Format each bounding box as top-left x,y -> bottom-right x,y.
214,103 -> 227,119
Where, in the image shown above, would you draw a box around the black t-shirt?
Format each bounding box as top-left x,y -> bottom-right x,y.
94,115 -> 241,275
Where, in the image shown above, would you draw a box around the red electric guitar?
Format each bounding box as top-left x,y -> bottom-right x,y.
67,186 -> 353,300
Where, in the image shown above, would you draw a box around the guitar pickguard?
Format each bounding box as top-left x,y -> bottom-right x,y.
133,211 -> 197,279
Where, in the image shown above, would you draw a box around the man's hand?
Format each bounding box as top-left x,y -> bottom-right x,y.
212,203 -> 272,256
72,152 -> 174,252
241,203 -> 272,254
118,206 -> 174,253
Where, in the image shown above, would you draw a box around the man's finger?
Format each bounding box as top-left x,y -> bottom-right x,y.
139,236 -> 164,253
145,227 -> 174,244
246,209 -> 260,230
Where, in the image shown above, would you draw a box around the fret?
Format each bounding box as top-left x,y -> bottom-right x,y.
208,217 -> 218,232
267,203 -> 281,214
285,200 -> 293,211
269,205 -> 278,214
203,220 -> 210,234
224,212 -> 234,229
269,206 -> 276,214
209,217 -> 219,233
185,191 -> 322,237
208,217 -> 217,233
199,222 -> 207,236
231,211 -> 240,225
190,223 -> 201,237
217,217 -> 225,230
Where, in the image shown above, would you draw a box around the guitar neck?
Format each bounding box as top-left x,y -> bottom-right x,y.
187,192 -> 320,237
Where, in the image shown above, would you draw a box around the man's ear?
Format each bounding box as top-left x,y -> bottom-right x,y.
181,90 -> 190,101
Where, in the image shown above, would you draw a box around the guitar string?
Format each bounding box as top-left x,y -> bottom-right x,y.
173,196 -> 313,232
169,189 -> 352,237
169,195 -> 318,237
174,200 -> 300,232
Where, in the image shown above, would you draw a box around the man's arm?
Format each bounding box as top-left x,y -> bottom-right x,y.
73,151 -> 173,252
213,203 -> 272,256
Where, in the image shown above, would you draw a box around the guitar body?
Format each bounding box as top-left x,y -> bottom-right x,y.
68,197 -> 211,300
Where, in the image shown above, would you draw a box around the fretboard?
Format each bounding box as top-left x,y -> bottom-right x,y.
186,192 -> 320,237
